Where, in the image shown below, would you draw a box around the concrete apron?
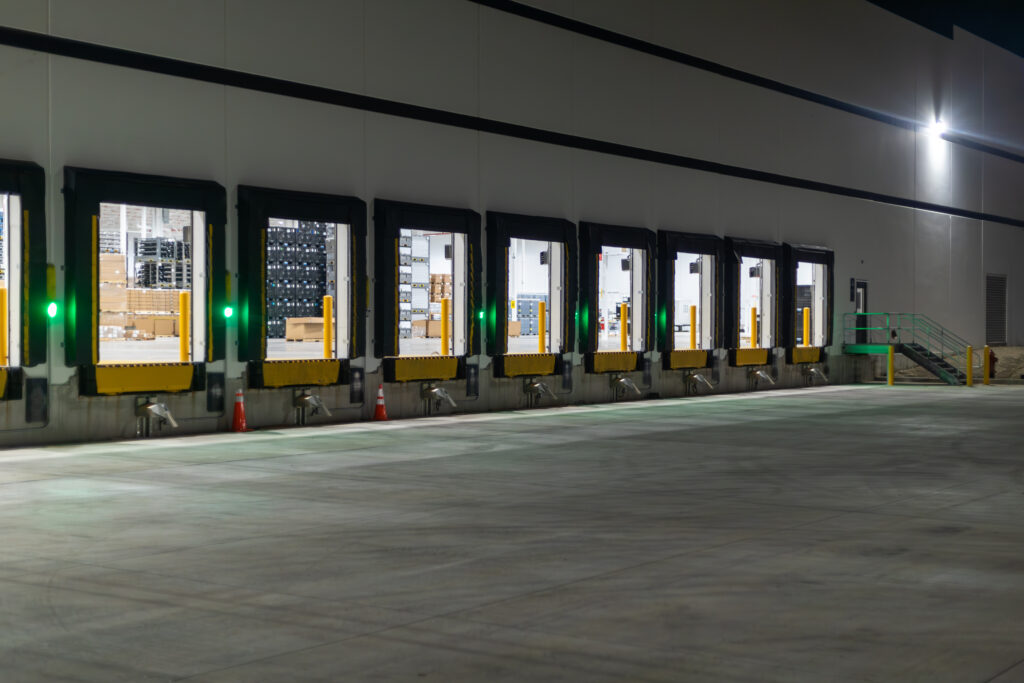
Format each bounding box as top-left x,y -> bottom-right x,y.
0,353 -> 871,445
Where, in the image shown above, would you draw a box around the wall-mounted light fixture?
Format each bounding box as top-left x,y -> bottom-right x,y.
925,119 -> 948,138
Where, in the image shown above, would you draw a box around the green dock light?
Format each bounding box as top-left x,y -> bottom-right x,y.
46,302 -> 58,319
478,310 -> 484,320
223,306 -> 234,319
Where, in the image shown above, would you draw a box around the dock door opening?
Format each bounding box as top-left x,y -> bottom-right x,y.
0,194 -> 22,368
507,238 -> 563,355
796,261 -> 827,346
673,251 -> 715,351
266,219 -> 350,360
740,255 -> 775,349
97,202 -> 206,364
598,246 -> 645,352
399,228 -> 468,358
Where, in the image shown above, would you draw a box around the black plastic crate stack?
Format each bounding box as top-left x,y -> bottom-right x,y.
135,237 -> 189,288
510,293 -> 549,336
265,221 -> 329,339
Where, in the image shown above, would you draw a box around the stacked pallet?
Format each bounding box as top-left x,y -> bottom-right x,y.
429,273 -> 452,303
98,286 -> 186,340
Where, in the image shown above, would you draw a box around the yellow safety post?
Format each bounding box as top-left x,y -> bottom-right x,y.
441,298 -> 450,356
966,345 -> 973,387
984,345 -> 991,385
750,306 -> 758,349
538,300 -> 546,353
619,302 -> 628,351
689,305 -> 697,350
178,290 -> 191,362
0,287 -> 7,366
323,294 -> 334,359
887,344 -> 894,386
802,307 -> 811,347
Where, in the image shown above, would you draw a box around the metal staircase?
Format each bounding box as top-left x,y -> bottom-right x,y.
843,313 -> 975,385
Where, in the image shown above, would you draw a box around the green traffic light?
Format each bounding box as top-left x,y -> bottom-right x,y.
46,302 -> 57,318
223,306 -> 234,318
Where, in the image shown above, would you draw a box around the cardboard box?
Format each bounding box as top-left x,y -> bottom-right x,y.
124,288 -> 183,313
99,283 -> 128,312
99,312 -> 126,326
286,317 -> 325,341
508,320 -> 521,337
100,254 -> 127,283
411,319 -> 427,338
129,315 -> 155,335
153,316 -> 178,337
426,320 -> 443,338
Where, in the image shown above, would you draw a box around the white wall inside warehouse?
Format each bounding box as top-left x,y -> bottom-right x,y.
0,0 -> 1021,440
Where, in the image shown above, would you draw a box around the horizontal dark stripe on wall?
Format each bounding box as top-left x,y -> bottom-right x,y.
0,24 -> 1022,229
471,0 -> 1024,168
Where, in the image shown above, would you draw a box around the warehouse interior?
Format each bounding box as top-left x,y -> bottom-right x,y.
0,0 -> 1023,679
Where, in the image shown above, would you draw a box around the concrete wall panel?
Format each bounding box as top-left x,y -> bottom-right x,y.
225,88 -> 365,198
913,212 -> 951,326
49,0 -> 226,65
478,134 -> 573,220
364,0 -> 479,116
225,0 -> 365,94
949,217 -> 984,344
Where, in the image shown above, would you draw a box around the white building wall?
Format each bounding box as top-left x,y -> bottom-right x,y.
0,0 -> 1020,442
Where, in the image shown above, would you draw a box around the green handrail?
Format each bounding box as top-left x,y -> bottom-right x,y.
843,312 -> 979,372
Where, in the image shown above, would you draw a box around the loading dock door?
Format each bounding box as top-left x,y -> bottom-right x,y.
237,187 -> 367,388
485,212 -> 577,378
375,200 -> 481,383
64,167 -> 226,395
580,222 -> 655,373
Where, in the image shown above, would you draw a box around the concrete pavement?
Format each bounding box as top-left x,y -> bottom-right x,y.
0,385 -> 1022,681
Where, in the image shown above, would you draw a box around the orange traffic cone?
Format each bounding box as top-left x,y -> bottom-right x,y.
373,383 -> 388,421
232,388 -> 249,432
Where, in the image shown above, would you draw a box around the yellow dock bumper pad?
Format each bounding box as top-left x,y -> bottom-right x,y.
590,351 -> 639,373
94,363 -> 194,395
503,353 -> 556,377
0,368 -> 7,398
667,350 -> 709,370
733,348 -> 769,367
791,347 -> 822,364
262,359 -> 342,387
391,356 -> 459,382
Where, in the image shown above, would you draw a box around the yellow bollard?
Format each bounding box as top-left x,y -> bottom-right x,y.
689,305 -> 697,350
966,345 -> 973,387
984,345 -> 991,385
887,344 -> 894,386
750,306 -> 758,349
538,300 -> 546,354
803,307 -> 811,347
178,290 -> 191,362
441,298 -> 450,356
619,302 -> 628,351
323,295 -> 334,359
0,288 -> 7,366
